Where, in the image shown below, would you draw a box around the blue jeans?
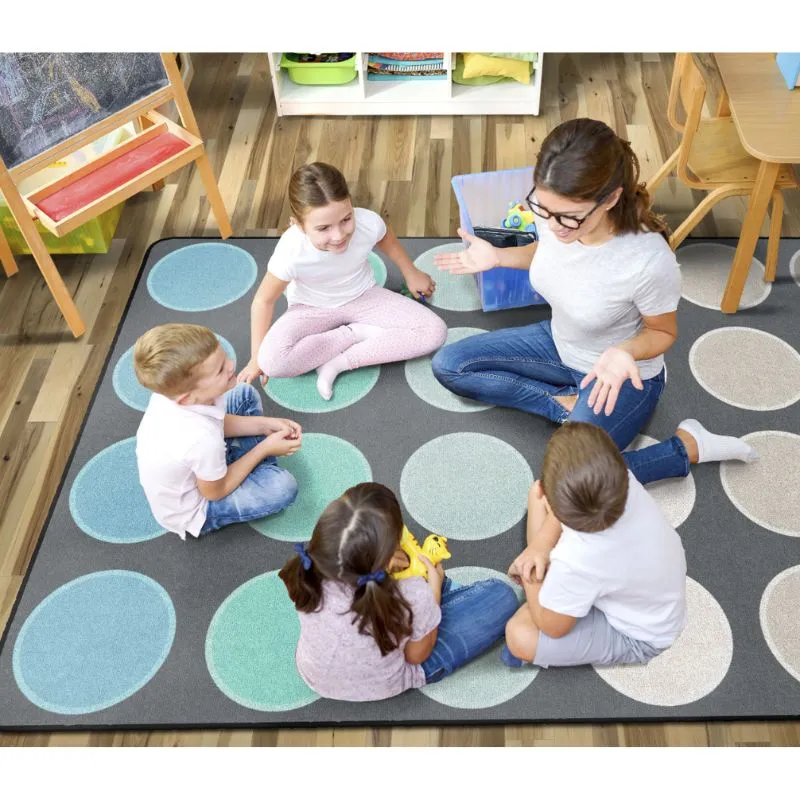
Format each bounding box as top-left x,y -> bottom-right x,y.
200,384 -> 298,534
421,577 -> 519,683
431,320 -> 690,484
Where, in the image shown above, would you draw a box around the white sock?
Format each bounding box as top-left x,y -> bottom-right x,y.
316,353 -> 350,400
677,418 -> 759,464
347,323 -> 383,342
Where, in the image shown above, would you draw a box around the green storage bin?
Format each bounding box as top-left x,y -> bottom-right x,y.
0,123 -> 132,255
280,53 -> 357,85
0,201 -> 124,255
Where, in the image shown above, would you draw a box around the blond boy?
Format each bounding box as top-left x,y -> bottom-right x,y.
134,323 -> 301,539
504,422 -> 687,668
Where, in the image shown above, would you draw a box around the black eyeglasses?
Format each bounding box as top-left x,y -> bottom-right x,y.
525,186 -> 607,230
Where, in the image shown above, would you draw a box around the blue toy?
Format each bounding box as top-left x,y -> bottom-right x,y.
501,201 -> 536,233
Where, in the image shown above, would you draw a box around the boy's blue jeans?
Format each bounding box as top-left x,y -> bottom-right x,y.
200,384 -> 298,534
431,319 -> 690,484
422,577 -> 519,683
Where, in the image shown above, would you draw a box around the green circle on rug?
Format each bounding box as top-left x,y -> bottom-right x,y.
265,366 -> 380,413
249,433 -> 372,541
414,243 -> 482,311
369,251 -> 387,286
400,433 -> 532,540
205,570 -> 318,712
405,327 -> 493,413
419,566 -> 537,710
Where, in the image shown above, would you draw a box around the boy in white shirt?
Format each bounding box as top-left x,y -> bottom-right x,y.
134,323 -> 301,540
503,422 -> 687,668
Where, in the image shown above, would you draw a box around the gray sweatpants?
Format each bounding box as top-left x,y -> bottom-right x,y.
533,607 -> 666,668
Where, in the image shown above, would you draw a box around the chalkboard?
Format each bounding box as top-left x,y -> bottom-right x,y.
0,53 -> 169,170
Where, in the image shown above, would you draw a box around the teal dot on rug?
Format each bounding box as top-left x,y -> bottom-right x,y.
13,571 -> 175,715
419,566 -> 538,710
400,433 -> 532,540
405,327 -> 493,413
414,243 -> 482,311
205,571 -> 319,712
147,242 -> 257,311
113,334 -> 237,412
369,251 -> 387,287
265,366 -> 380,413
69,438 -> 166,543
249,433 -> 372,541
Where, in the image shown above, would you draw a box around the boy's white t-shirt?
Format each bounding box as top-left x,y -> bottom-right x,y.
267,207 -> 387,308
530,215 -> 682,380
135,392 -> 228,540
538,472 -> 687,648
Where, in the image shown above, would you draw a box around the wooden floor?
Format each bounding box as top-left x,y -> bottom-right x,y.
1,53 -> 799,747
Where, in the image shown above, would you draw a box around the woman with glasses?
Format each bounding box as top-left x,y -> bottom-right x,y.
432,118 -> 757,485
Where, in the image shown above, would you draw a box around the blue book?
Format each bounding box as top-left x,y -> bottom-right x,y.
776,53 -> 800,89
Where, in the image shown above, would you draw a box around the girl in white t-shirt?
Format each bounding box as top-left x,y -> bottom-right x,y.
238,162 -> 447,400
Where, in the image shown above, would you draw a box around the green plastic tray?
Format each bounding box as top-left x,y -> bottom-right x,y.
279,54 -> 357,86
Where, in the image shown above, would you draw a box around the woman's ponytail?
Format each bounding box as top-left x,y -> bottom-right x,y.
612,138 -> 670,242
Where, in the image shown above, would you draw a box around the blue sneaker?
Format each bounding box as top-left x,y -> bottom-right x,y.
500,643 -> 527,668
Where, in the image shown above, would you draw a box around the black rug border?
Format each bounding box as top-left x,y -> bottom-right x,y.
2,234 -> 799,735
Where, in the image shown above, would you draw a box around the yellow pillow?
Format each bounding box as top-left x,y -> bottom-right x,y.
461,53 -> 532,85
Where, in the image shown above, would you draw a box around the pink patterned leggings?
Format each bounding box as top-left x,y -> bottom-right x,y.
258,286 -> 448,377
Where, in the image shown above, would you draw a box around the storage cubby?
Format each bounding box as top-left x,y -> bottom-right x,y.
267,53 -> 543,116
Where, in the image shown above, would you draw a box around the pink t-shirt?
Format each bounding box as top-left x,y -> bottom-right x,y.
295,577 -> 441,701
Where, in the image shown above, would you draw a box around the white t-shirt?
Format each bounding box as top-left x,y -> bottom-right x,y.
267,207 -> 387,308
135,392 -> 228,540
530,215 -> 682,380
538,472 -> 687,648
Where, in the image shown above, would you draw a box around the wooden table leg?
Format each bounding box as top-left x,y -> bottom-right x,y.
721,159 -> 780,314
0,223 -> 19,277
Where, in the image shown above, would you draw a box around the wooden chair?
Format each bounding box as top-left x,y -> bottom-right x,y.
647,53 -> 799,282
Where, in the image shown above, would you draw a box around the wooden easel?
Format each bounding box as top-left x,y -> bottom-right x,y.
0,53 -> 232,338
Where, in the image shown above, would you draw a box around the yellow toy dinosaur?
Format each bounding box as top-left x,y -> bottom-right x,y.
391,526 -> 451,581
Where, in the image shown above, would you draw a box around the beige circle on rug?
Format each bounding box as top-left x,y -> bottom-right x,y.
720,431 -> 800,537
594,577 -> 732,706
790,248 -> 800,287
624,435 -> 696,529
689,327 -> 800,411
760,565 -> 800,683
678,242 -> 771,310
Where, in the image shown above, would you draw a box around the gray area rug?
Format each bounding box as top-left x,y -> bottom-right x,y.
1,236 -> 799,731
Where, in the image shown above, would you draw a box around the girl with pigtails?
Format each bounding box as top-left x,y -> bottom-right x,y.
279,482 -> 518,701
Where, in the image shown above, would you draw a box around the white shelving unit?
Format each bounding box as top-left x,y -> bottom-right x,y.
267,53 -> 543,116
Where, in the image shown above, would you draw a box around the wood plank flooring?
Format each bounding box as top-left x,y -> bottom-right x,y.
1,52 -> 799,746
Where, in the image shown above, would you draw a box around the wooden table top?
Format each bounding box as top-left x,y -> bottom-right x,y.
714,53 -> 800,163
